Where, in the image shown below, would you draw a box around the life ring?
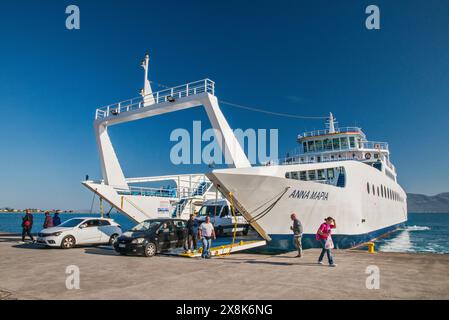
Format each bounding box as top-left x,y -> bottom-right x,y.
365,153 -> 372,160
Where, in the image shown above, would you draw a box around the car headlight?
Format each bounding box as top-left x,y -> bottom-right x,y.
50,232 -> 62,237
131,238 -> 145,244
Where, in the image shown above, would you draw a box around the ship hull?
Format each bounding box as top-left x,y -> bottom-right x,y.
208,160 -> 407,250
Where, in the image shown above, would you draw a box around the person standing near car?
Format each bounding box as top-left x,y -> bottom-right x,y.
198,215 -> 216,259
52,212 -> 61,226
21,209 -> 35,243
43,211 -> 54,229
290,213 -> 303,257
184,214 -> 197,253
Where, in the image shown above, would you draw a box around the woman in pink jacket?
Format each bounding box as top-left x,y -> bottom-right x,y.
316,217 -> 337,267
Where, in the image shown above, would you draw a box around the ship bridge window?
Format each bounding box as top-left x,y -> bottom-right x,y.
315,140 -> 323,151
340,137 -> 348,149
367,182 -> 370,194
372,184 -> 375,195
324,139 -> 332,151
317,169 -> 325,180
349,136 -> 356,148
303,142 -> 307,153
308,170 -> 316,180
333,138 -> 340,150
308,141 -> 315,152
285,167 -> 346,188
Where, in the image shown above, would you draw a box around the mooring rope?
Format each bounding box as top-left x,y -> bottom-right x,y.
149,80 -> 327,120
248,187 -> 290,223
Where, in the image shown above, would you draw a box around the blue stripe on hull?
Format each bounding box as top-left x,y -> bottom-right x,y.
260,222 -> 404,252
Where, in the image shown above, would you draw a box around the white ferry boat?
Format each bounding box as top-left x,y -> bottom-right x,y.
207,114 -> 408,249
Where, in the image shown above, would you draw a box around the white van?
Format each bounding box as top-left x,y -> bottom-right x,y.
196,199 -> 250,236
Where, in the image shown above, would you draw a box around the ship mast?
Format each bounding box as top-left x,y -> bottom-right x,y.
140,53 -> 155,106
328,112 -> 336,133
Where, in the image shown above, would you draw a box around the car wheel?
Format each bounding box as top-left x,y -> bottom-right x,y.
144,242 -> 157,257
109,234 -> 119,245
61,236 -> 76,249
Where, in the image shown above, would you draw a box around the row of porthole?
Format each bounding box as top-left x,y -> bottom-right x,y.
367,182 -> 404,202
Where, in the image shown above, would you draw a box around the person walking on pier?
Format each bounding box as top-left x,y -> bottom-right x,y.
21,210 -> 35,243
290,213 -> 303,257
199,216 -> 216,259
316,217 -> 337,267
184,214 -> 197,253
43,211 -> 53,229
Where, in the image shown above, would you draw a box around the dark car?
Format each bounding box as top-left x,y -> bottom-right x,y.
113,219 -> 187,257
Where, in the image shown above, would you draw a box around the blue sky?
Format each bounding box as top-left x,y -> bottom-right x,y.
1,0 -> 448,210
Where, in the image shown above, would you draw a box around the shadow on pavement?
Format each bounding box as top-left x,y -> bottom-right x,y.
84,246 -> 121,256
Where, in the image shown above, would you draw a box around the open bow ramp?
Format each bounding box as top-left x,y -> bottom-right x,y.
166,237 -> 267,258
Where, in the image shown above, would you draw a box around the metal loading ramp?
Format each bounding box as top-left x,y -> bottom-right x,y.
166,237 -> 267,258
206,173 -> 273,242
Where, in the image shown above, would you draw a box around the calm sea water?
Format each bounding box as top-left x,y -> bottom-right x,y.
1,212 -> 447,254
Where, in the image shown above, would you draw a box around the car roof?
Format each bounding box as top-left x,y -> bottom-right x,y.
202,199 -> 228,206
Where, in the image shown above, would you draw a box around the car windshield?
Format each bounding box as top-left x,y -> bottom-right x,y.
197,205 -> 222,217
131,220 -> 162,232
59,218 -> 85,228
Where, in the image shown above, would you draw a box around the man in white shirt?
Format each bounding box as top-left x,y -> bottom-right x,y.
198,216 -> 216,259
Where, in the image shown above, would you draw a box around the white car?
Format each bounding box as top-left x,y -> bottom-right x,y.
37,217 -> 122,249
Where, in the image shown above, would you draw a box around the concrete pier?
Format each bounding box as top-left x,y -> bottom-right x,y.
0,233 -> 448,300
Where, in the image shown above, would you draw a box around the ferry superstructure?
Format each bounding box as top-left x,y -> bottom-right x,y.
207,114 -> 408,249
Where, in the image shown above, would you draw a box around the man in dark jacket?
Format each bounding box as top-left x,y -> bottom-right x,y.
21,210 -> 35,242
52,212 -> 61,226
184,214 -> 197,253
290,213 -> 303,257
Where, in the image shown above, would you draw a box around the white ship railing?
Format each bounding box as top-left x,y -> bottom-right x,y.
291,140 -> 389,154
95,79 -> 215,119
361,141 -> 389,151
274,156 -> 359,166
113,181 -> 212,199
267,154 -> 396,173
299,127 -> 365,139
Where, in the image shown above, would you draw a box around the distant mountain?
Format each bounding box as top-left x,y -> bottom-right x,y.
407,193 -> 449,213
